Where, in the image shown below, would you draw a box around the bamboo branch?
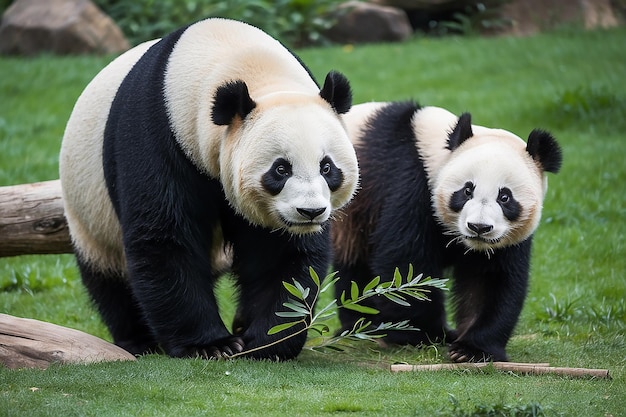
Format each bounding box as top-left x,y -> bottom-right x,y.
0,180 -> 72,257
390,362 -> 610,379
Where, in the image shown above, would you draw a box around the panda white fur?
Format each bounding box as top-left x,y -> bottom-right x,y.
59,18 -> 358,360
332,101 -> 562,362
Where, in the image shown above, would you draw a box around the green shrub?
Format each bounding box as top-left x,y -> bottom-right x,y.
93,0 -> 343,47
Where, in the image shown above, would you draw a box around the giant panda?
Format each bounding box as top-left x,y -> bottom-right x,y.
59,18 -> 359,360
332,101 -> 562,362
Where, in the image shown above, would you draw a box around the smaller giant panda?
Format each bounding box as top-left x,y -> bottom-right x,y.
332,101 -> 562,362
59,18 -> 359,360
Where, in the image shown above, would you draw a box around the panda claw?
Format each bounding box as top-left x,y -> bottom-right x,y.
182,336 -> 245,359
448,344 -> 478,363
229,338 -> 245,353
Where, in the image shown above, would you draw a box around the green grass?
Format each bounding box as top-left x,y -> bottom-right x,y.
1,27 -> 626,416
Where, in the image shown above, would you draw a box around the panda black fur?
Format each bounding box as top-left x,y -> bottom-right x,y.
332,101 -> 562,362
59,18 -> 358,360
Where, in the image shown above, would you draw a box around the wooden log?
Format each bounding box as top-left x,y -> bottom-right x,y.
390,361 -> 611,379
0,179 -> 73,257
0,314 -> 135,369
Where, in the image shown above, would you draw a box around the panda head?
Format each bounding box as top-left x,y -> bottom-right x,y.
433,113 -> 562,253
212,71 -> 358,234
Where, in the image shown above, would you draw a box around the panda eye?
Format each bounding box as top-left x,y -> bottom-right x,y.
498,188 -> 512,204
320,156 -> 343,192
262,158 -> 292,195
275,164 -> 290,177
463,182 -> 474,198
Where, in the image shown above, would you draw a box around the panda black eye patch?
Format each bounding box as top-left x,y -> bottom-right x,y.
449,181 -> 474,212
262,158 -> 292,196
320,156 -> 343,192
497,187 -> 521,221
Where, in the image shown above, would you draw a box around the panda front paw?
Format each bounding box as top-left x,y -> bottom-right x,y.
448,341 -> 507,363
169,336 -> 245,359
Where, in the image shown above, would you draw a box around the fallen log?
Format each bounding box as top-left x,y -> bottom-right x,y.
390,361 -> 611,379
0,313 -> 135,369
0,179 -> 72,257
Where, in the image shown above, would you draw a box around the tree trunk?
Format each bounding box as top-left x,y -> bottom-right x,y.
0,314 -> 135,369
0,180 -> 72,257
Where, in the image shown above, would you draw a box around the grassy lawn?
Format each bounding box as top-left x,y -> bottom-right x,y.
1,27 -> 625,416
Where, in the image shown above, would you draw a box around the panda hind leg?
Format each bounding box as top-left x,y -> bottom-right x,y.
377,287 -> 450,347
76,254 -> 157,356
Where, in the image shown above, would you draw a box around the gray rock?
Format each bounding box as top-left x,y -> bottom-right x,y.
326,1 -> 413,44
0,0 -> 129,56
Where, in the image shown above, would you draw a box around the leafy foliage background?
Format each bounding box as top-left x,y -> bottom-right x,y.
93,0 -> 344,47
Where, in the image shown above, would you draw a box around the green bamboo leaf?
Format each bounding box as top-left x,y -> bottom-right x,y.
301,286 -> 310,300
408,272 -> 424,284
400,291 -> 428,301
383,292 -> 411,307
421,277 -> 449,290
283,282 -> 304,300
363,275 -> 381,293
350,280 -> 359,301
314,310 -> 337,321
309,266 -> 321,288
376,281 -> 392,291
342,303 -> 379,315
314,300 -> 337,318
353,332 -> 384,340
393,267 -> 402,288
283,301 -> 310,315
309,323 -> 330,335
276,311 -> 307,318
293,279 -> 308,298
353,319 -> 372,333
267,320 -> 300,335
320,275 -> 340,294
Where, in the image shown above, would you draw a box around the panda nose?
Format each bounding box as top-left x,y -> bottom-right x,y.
467,222 -> 493,235
297,207 -> 326,221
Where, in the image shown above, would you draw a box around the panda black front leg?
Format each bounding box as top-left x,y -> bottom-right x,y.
123,236 -> 245,359
447,241 -> 531,362
230,227 -> 331,360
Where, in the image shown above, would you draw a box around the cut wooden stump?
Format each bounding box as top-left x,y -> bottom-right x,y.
0,313 -> 135,369
0,179 -> 72,257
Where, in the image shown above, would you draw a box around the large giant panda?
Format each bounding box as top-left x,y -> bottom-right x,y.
59,18 -> 359,360
332,101 -> 562,362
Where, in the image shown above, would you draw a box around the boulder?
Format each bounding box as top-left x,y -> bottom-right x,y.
0,0 -> 129,56
326,1 -> 413,44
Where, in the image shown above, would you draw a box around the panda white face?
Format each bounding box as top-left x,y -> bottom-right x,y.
220,95 -> 359,234
433,134 -> 546,254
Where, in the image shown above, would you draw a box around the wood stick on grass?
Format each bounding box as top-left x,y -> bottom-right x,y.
390,362 -> 611,379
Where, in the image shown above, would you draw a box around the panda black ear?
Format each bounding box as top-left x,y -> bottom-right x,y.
526,129 -> 563,173
447,112 -> 473,151
212,80 -> 257,126
319,71 -> 352,114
